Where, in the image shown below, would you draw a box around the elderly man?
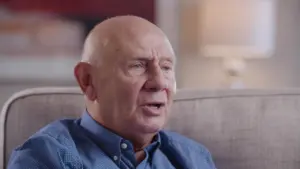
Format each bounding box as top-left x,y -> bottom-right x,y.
8,16 -> 216,169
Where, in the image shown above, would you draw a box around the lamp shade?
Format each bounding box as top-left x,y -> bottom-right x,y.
198,0 -> 277,59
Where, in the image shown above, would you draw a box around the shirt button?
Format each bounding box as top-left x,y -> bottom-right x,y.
113,156 -> 118,161
121,143 -> 128,149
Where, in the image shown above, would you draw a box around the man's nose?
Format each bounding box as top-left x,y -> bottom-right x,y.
144,66 -> 167,92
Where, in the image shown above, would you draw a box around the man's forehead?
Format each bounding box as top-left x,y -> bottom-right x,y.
121,46 -> 175,63
118,33 -> 175,59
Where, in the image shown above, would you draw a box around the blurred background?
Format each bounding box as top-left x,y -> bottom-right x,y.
0,0 -> 299,106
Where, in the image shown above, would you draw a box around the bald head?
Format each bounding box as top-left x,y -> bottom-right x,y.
74,15 -> 176,147
81,15 -> 174,66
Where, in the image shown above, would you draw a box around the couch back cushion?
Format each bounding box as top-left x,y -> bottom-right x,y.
2,87 -> 300,169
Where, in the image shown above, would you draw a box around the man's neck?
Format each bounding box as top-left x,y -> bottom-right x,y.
130,133 -> 155,150
135,150 -> 146,164
131,133 -> 158,163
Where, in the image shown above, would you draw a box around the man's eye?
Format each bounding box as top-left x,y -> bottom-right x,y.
162,66 -> 171,70
161,65 -> 173,71
128,62 -> 146,76
130,63 -> 144,68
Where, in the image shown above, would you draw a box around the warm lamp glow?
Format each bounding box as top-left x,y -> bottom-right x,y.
198,0 -> 277,88
199,0 -> 276,59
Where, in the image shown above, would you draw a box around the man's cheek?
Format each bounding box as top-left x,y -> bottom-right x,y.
119,82 -> 140,102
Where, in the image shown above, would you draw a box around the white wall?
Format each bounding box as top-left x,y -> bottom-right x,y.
2,0 -> 300,108
157,0 -> 300,89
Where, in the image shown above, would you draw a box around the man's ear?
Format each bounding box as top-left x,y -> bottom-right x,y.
74,62 -> 97,101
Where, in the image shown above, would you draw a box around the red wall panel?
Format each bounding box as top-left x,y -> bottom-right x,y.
1,0 -> 155,22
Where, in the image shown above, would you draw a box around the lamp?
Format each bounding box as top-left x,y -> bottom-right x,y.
198,0 -> 276,89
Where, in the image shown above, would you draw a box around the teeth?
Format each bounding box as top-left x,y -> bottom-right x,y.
147,104 -> 161,108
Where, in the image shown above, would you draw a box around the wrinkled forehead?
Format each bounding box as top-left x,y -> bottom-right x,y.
115,31 -> 176,62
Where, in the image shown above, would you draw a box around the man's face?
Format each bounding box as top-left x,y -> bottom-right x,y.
93,32 -> 176,135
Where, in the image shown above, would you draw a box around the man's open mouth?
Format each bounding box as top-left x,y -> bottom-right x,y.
146,103 -> 165,109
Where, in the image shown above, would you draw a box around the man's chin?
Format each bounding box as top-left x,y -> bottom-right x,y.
134,116 -> 166,133
134,121 -> 163,134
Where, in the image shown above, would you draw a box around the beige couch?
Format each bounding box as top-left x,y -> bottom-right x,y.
2,87 -> 300,169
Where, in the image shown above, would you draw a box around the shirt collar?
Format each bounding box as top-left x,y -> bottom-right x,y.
80,111 -> 122,161
145,134 -> 161,154
79,110 -> 161,164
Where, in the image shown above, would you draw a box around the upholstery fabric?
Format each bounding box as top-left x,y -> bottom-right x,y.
2,87 -> 300,169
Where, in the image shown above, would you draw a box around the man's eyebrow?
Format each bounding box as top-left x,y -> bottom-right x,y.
129,56 -> 175,63
161,57 -> 174,63
129,57 -> 149,62
159,57 -> 176,65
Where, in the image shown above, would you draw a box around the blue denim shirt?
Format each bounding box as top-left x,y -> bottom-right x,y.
8,112 -> 216,169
